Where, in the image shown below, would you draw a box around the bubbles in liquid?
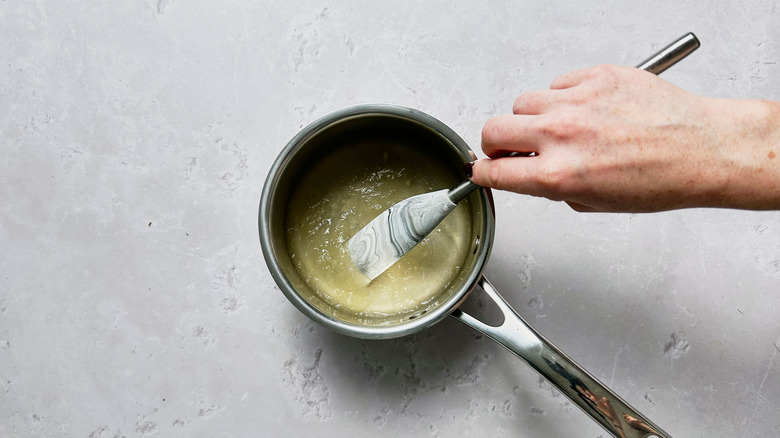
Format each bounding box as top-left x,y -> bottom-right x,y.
285,139 -> 472,325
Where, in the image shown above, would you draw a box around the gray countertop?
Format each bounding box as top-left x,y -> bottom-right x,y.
2,1 -> 779,437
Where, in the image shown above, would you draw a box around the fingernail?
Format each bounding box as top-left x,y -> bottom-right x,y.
463,161 -> 474,178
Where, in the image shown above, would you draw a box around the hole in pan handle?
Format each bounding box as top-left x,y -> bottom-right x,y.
451,276 -> 667,438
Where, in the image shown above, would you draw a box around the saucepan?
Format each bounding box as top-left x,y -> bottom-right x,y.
259,33 -> 700,438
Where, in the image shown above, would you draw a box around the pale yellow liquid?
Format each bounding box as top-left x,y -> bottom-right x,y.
285,139 -> 472,325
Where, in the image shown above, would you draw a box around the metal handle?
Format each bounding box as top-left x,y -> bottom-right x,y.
449,34 -> 701,437
448,180 -> 480,203
635,32 -> 700,74
451,276 -> 669,438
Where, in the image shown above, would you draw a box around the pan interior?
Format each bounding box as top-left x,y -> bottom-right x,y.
269,113 -> 486,328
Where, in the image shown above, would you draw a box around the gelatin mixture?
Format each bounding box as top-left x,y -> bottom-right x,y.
285,138 -> 472,324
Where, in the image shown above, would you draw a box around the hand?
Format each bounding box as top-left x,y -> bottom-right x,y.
470,64 -> 780,212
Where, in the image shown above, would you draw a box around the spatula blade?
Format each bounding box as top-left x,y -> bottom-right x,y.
348,189 -> 456,280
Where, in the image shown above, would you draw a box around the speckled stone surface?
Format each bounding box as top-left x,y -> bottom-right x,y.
2,1 -> 779,437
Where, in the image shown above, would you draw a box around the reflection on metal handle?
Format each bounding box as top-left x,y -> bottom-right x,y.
451,276 -> 669,438
636,32 -> 700,75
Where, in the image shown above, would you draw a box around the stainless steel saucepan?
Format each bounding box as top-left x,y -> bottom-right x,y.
259,33 -> 700,438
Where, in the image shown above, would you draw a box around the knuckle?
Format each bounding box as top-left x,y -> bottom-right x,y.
535,117 -> 558,139
565,85 -> 594,105
534,113 -> 568,139
590,63 -> 612,74
539,111 -> 595,142
533,160 -> 582,200
555,111 -> 583,133
593,64 -> 624,85
592,63 -> 617,76
536,164 -> 566,191
485,158 -> 507,188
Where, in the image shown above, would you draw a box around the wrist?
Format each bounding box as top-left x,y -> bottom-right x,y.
705,98 -> 780,209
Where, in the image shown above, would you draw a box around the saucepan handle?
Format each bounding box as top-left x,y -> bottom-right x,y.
450,275 -> 669,438
635,32 -> 700,74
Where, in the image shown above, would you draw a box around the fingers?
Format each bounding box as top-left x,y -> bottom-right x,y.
550,64 -> 618,89
513,90 -> 559,115
550,68 -> 589,90
514,67 -> 598,114
469,156 -> 537,193
470,157 -> 605,212
552,64 -> 640,90
481,114 -> 543,157
470,158 -> 605,213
